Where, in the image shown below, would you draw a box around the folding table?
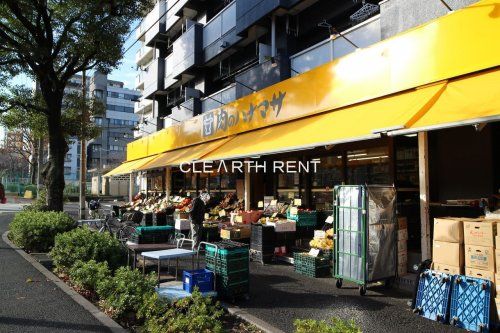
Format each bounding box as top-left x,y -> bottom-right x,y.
141,248 -> 197,286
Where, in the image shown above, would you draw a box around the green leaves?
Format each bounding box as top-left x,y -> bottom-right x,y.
69,259 -> 111,292
9,210 -> 75,252
294,317 -> 362,333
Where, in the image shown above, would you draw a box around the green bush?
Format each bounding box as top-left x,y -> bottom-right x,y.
141,289 -> 224,333
294,318 -> 362,333
96,267 -> 157,323
50,227 -> 124,273
69,260 -> 111,292
9,210 -> 74,252
23,189 -> 48,212
24,184 -> 37,197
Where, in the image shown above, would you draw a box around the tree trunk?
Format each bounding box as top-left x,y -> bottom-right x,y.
30,139 -> 38,185
41,92 -> 68,212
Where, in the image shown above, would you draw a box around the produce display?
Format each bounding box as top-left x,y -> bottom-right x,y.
208,193 -> 244,216
309,228 -> 334,250
120,193 -> 191,215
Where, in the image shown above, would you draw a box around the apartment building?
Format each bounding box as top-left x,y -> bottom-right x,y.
133,0 -> 477,136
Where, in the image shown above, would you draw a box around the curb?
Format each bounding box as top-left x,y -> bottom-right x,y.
2,231 -> 127,333
221,302 -> 286,333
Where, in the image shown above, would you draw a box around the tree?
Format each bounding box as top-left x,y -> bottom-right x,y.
1,86 -> 106,185
0,0 -> 151,211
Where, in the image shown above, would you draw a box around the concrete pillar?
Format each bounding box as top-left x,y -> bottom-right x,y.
244,158 -> 251,211
129,172 -> 135,202
165,166 -> 172,198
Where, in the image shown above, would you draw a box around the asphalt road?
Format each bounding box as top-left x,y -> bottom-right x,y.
239,261 -> 460,333
0,212 -> 110,333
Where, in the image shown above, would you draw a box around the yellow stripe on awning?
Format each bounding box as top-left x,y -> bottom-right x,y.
104,155 -> 158,177
395,67 -> 500,133
137,137 -> 233,171
200,82 -> 446,161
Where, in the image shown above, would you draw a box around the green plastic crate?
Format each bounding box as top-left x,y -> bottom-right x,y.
287,210 -> 318,227
216,279 -> 249,298
293,252 -> 330,267
206,256 -> 249,274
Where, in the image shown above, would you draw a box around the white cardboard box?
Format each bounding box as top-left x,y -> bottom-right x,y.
175,218 -> 191,230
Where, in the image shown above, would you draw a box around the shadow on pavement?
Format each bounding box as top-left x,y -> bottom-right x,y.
0,316 -> 110,333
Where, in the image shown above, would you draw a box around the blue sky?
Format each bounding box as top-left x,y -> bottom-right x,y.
11,26 -> 140,90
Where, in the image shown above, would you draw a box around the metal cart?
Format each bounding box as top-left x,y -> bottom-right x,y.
333,185 -> 397,295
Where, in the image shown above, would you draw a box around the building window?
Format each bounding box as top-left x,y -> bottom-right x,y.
64,167 -> 72,175
347,147 -> 391,185
64,154 -> 72,163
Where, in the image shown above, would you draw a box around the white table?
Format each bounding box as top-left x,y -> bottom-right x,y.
141,248 -> 197,285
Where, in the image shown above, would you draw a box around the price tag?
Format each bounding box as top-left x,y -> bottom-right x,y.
325,215 -> 334,224
288,192 -> 294,199
271,213 -> 277,218
235,215 -> 243,223
308,248 -> 320,257
293,199 -> 302,206
290,207 -> 298,215
258,201 -> 264,208
219,209 -> 226,217
270,199 -> 278,206
204,213 -> 209,219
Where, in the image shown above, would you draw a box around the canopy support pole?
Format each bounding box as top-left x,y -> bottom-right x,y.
129,172 -> 135,202
418,131 -> 431,261
244,158 -> 251,211
165,166 -> 172,198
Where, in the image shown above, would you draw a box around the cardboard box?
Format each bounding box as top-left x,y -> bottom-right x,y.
398,217 -> 407,230
496,235 -> 500,248
433,218 -> 463,243
433,241 -> 464,267
398,229 -> 408,241
465,245 -> 495,271
465,267 -> 495,282
398,251 -> 407,265
397,240 -> 407,253
432,262 -> 462,275
464,220 -> 497,247
175,218 -> 190,230
397,263 -> 407,276
495,274 -> 500,296
496,249 -> 500,273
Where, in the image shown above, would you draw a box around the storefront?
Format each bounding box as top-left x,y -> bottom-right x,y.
105,0 -> 500,263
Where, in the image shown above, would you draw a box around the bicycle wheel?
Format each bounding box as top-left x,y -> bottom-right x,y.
118,226 -> 136,242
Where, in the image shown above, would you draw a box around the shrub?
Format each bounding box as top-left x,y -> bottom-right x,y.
294,318 -> 362,333
23,189 -> 48,212
68,260 -> 111,292
50,227 -> 124,273
9,210 -> 74,252
96,267 -> 157,323
141,289 -> 224,333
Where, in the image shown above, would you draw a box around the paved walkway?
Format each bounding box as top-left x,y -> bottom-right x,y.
0,213 -> 110,333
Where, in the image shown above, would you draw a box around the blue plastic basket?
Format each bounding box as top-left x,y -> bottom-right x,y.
450,275 -> 491,332
183,269 -> 214,293
414,269 -> 453,323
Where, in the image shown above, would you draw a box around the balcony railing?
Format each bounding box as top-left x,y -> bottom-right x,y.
135,45 -> 154,67
201,85 -> 236,113
170,23 -> 203,78
134,99 -> 153,114
143,58 -> 165,99
164,53 -> 178,90
135,70 -> 147,90
290,15 -> 381,76
136,1 -> 167,46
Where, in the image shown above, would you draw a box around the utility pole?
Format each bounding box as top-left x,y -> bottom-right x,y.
79,70 -> 87,219
36,137 -> 42,198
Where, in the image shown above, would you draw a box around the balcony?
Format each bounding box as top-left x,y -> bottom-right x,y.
136,1 -> 168,46
135,70 -> 146,90
201,85 -> 236,113
164,53 -> 179,90
143,58 -> 166,99
234,55 -> 289,98
169,23 -> 203,79
235,0 -> 303,36
290,15 -> 381,75
203,1 -> 241,64
134,99 -> 153,115
135,45 -> 154,67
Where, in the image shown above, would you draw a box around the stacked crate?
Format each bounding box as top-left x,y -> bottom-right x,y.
288,210 -> 317,240
293,252 -> 330,278
129,226 -> 173,244
250,224 -> 275,264
205,240 -> 249,299
397,217 -> 408,276
463,219 -> 496,282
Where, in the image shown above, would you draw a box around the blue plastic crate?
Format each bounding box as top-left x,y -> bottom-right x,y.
183,269 -> 214,293
450,275 -> 491,332
414,270 -> 453,323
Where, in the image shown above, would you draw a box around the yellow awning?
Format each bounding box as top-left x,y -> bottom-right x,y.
137,137 -> 233,171
200,82 -> 447,161
104,155 -> 158,177
392,67 -> 500,134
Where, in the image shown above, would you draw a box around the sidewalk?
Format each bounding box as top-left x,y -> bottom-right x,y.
0,213 -> 110,333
